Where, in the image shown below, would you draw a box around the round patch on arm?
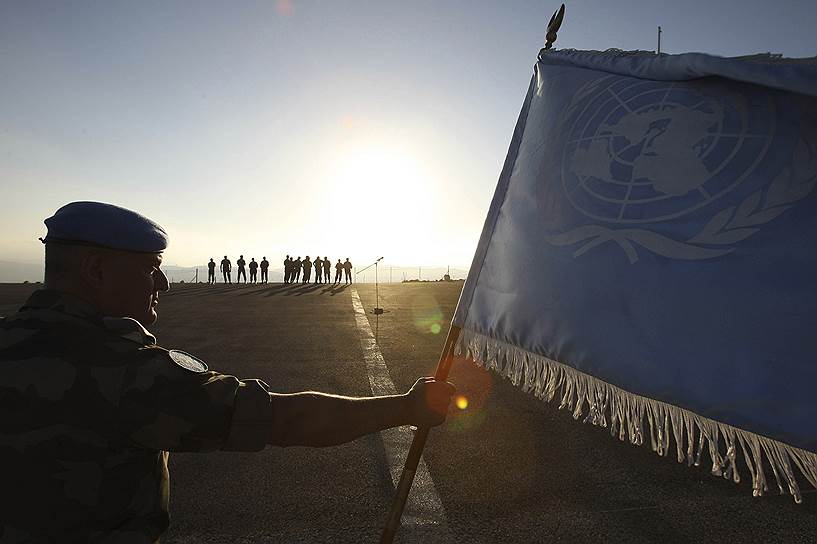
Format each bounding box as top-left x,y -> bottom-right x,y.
168,350 -> 209,373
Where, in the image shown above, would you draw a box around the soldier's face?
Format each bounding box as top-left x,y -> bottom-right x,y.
97,252 -> 168,325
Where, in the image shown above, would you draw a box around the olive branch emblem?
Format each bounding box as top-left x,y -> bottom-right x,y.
546,135 -> 817,263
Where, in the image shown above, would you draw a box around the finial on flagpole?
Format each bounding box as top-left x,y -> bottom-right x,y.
544,4 -> 565,50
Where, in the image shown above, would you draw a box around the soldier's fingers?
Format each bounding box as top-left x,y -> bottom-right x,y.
422,378 -> 455,391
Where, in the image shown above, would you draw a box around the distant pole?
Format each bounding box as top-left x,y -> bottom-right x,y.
657,26 -> 662,54
418,266 -> 421,281
195,269 -> 198,283
390,266 -> 392,284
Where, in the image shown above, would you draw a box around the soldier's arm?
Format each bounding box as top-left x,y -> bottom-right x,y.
117,348 -> 454,452
268,378 -> 455,447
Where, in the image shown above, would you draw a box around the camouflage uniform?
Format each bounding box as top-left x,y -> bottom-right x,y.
0,290 -> 272,543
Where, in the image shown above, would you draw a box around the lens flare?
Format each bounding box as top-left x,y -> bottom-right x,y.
455,395 -> 468,410
275,0 -> 293,16
410,294 -> 444,334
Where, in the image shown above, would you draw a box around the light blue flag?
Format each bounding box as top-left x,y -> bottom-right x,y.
453,49 -> 817,501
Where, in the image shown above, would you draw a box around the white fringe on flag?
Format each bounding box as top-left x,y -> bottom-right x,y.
454,327 -> 817,503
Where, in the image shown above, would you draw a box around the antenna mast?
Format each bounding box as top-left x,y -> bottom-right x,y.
657,26 -> 662,54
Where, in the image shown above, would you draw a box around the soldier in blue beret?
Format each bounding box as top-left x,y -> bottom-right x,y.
37,200 -> 171,326
0,201 -> 455,542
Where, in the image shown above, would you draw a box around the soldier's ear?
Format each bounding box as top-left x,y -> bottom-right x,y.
80,251 -> 107,289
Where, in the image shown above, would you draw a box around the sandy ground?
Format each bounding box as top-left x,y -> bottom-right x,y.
2,282 -> 816,543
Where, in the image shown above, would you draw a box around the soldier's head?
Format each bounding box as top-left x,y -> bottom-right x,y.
41,202 -> 169,326
224,255 -> 227,259
210,258 -> 214,262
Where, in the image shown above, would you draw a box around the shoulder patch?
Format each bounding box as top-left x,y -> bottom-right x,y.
168,350 -> 209,373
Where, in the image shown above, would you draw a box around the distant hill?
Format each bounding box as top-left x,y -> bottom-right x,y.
0,261 -> 43,283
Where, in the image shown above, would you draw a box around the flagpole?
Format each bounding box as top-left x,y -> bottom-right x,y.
380,323 -> 461,544
381,6 -> 564,541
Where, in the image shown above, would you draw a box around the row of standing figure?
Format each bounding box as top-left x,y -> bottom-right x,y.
284,256 -> 353,285
208,256 -> 269,284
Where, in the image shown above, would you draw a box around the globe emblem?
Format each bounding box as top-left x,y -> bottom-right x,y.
561,76 -> 773,224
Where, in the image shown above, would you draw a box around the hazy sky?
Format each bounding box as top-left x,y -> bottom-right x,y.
2,0 -> 816,268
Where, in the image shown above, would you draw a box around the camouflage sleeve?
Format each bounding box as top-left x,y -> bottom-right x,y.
115,346 -> 272,452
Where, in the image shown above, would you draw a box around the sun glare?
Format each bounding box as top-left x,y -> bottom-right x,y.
333,145 -> 427,207
322,142 -> 438,262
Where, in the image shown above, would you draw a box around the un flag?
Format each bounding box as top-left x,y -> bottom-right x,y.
454,49 -> 817,501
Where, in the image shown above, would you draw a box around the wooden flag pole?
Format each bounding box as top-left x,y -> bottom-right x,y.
380,323 -> 461,544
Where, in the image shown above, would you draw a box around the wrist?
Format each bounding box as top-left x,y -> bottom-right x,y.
395,393 -> 414,426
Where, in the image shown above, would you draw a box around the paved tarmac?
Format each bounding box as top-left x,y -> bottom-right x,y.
2,282 -> 816,543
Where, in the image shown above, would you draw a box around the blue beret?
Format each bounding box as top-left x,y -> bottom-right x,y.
41,201 -> 168,253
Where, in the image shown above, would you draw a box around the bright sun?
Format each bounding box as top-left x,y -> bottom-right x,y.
322,142 -> 438,262
332,144 -> 428,208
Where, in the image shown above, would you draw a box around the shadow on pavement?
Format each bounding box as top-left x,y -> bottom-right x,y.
235,284 -> 284,297
289,283 -> 324,296
262,283 -> 305,297
183,284 -> 236,297
322,284 -> 350,296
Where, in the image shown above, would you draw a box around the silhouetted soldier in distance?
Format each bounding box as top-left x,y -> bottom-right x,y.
313,257 -> 322,284
302,256 -> 312,283
292,257 -> 301,282
283,255 -> 291,283
323,257 -> 331,283
236,255 -> 247,283
249,258 -> 258,283
335,259 -> 343,284
220,255 -> 232,284
260,257 -> 269,283
207,258 -> 216,284
344,258 -> 352,284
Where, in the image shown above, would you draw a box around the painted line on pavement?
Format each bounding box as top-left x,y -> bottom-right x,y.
350,288 -> 452,541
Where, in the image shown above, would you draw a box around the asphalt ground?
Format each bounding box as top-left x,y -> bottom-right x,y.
2,282 -> 816,543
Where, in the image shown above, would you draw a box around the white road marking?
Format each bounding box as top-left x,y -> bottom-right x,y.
350,288 -> 452,541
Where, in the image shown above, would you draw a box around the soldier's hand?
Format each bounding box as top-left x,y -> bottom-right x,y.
405,377 -> 456,427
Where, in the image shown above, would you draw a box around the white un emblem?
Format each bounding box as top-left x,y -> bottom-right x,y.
546,75 -> 817,262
